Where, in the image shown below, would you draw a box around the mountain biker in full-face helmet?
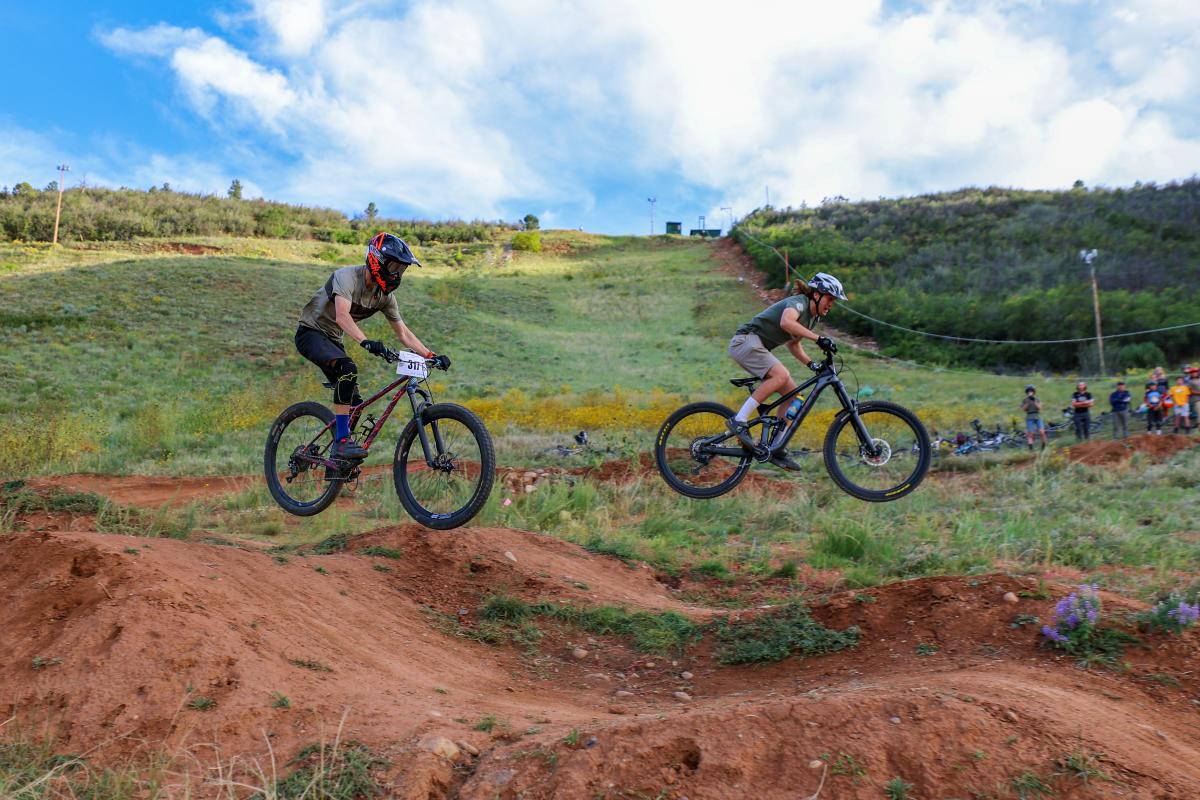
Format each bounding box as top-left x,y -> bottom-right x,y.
726,272 -> 846,471
295,232 -> 450,461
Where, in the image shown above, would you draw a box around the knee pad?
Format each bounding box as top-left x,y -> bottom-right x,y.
329,357 -> 359,405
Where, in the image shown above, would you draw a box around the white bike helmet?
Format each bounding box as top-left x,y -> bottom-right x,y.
809,272 -> 847,300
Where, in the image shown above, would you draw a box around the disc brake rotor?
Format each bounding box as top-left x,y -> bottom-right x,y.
862,438 -> 892,467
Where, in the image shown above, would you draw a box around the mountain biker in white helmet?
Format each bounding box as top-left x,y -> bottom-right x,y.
726,272 -> 846,470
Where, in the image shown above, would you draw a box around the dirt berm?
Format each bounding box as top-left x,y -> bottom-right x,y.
2,525 -> 1199,798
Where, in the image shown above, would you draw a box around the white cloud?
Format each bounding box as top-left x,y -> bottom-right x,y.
0,127 -> 56,188
95,0 -> 1200,225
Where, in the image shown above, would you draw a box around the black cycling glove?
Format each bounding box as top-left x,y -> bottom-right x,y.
429,354 -> 451,371
807,360 -> 823,373
815,336 -> 836,352
360,339 -> 388,357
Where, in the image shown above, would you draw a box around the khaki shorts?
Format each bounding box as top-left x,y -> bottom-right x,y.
728,333 -> 781,379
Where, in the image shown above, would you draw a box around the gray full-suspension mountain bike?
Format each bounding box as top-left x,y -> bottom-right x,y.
654,341 -> 931,501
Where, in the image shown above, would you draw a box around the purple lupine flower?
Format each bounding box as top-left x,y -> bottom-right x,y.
1041,625 -> 1067,643
1167,601 -> 1199,627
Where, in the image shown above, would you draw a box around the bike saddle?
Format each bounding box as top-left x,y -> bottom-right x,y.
729,377 -> 758,387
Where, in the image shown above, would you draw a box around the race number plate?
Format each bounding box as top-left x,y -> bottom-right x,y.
396,352 -> 429,379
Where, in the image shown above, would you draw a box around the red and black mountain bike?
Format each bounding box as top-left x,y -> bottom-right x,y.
264,348 -> 495,529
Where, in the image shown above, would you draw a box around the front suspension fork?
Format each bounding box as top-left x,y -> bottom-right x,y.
833,384 -> 878,455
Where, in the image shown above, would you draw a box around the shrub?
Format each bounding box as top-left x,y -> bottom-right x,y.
512,231 -> 541,252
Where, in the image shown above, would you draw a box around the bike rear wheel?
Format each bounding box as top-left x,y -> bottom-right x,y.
654,402 -> 751,499
393,403 -> 495,530
264,401 -> 343,516
823,400 -> 930,502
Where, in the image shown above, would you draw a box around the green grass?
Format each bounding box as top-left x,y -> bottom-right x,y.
2,231 -> 1064,477
273,740 -> 383,800
883,777 -> 914,799
0,730 -> 168,799
711,601 -> 859,665
473,594 -> 701,655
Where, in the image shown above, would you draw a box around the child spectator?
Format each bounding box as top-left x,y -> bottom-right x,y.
1021,385 -> 1047,450
1169,376 -> 1192,435
1070,381 -> 1094,441
1109,381 -> 1131,439
1144,381 -> 1165,435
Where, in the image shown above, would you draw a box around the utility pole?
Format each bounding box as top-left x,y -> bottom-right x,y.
720,206 -> 732,233
647,197 -> 656,235
52,164 -> 69,245
765,185 -> 770,207
1080,249 -> 1106,374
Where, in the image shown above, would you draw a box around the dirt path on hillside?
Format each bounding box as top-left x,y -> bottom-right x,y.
2,526 -> 1199,798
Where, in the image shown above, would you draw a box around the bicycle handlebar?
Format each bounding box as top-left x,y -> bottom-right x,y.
379,348 -> 448,371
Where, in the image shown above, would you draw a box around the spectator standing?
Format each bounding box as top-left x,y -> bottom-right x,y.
1109,381 -> 1132,439
1187,366 -> 1200,430
1144,381 -> 1165,435
1169,376 -> 1192,435
1021,384 -> 1047,450
1070,381 -> 1094,441
1152,366 -> 1169,394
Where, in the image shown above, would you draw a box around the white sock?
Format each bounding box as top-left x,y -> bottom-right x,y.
735,397 -> 759,422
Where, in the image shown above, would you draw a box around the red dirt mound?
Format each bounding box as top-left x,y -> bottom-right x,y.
1066,433 -> 1198,466
3,528 -> 1200,798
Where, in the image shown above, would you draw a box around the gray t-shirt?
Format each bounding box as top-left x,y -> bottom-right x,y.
735,295 -> 819,350
298,265 -> 402,343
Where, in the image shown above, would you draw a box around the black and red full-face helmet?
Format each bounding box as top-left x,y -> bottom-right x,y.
366,232 -> 421,293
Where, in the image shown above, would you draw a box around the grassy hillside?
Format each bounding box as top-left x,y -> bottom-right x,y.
0,184 -> 504,244
734,180 -> 1200,372
3,232 -> 1078,476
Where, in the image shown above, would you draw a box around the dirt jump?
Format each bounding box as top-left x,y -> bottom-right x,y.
3,495 -> 1200,798
1065,432 -> 1198,466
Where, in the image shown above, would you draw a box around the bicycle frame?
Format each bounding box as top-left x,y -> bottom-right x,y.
704,361 -> 875,460
295,373 -> 437,472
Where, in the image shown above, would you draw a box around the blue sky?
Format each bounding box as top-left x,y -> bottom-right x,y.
2,1 -> 1198,234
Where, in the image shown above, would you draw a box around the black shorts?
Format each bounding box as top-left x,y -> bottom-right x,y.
295,324 -> 351,383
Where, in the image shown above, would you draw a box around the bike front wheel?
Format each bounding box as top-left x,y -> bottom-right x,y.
393,403 -> 495,530
264,401 -> 343,516
654,401 -> 751,499
823,400 -> 930,502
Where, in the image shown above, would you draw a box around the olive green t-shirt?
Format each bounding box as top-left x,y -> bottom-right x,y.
298,265 -> 402,343
735,295 -> 819,350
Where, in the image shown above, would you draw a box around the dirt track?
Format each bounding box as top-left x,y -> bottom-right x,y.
3,515 -> 1200,798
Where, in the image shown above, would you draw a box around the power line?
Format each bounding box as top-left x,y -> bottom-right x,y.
836,303 -> 1200,344
734,225 -> 1200,345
